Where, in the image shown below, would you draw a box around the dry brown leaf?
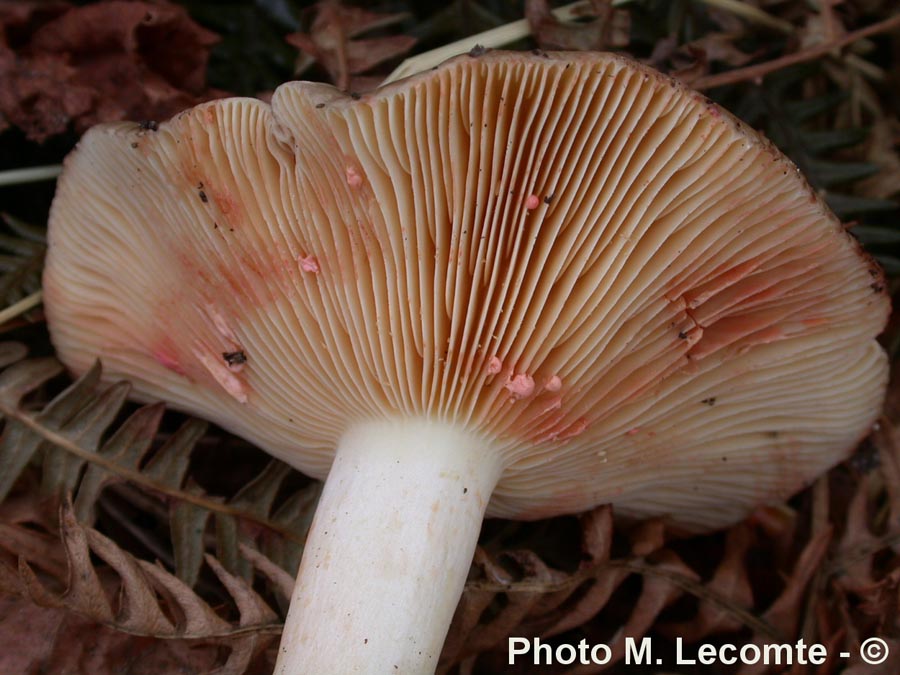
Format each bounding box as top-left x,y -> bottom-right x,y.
853,567 -> 900,630
652,33 -> 759,84
0,594 -> 220,675
833,473 -> 880,592
0,0 -> 222,142
842,638 -> 900,675
137,559 -> 233,636
856,118 -> 900,200
239,542 -> 295,605
662,524 -> 756,641
555,552 -> 699,675
58,500 -> 115,622
525,0 -> 629,52
205,554 -> 279,675
86,527 -> 174,635
762,526 -> 832,638
286,0 -> 416,92
0,511 -> 66,579
874,420 -> 900,553
4,500 -> 282,642
628,518 -> 666,556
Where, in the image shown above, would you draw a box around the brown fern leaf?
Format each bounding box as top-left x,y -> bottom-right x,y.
0,345 -> 320,589
0,214 -> 45,309
6,501 -> 282,641
286,0 -> 416,91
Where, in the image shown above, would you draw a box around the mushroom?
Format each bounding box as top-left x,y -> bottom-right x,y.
43,51 -> 888,674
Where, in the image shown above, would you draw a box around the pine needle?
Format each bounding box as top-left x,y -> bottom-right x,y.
0,165 -> 62,187
0,291 -> 42,326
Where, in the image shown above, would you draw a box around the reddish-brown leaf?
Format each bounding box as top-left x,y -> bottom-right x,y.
286,0 -> 415,91
0,593 -> 220,675
662,523 -> 756,641
525,0 -> 630,52
0,0 -> 223,142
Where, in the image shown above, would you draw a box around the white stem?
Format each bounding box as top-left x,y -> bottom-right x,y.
274,419 -> 504,675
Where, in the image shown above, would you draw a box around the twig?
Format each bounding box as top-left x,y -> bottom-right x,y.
0,165 -> 62,187
0,290 -> 43,326
692,13 -> 900,90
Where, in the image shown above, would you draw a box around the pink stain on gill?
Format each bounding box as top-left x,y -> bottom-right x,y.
545,375 -> 562,392
211,188 -> 238,216
298,255 -> 320,273
153,349 -> 186,376
533,416 -> 589,443
505,373 -> 535,399
346,166 -> 363,187
557,417 -> 588,441
487,356 -> 503,374
683,258 -> 764,309
689,310 -> 787,360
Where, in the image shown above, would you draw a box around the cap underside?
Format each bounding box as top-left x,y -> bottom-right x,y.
44,51 -> 889,531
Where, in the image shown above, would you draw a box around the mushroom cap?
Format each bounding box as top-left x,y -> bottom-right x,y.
44,50 -> 888,532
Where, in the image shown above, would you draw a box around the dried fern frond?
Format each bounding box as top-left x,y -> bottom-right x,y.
0,345 -> 320,587
1,334 -> 897,674
0,214 -> 45,310
0,499 -> 281,674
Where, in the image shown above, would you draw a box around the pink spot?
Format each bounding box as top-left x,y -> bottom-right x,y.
556,418 -> 588,441
346,166 -> 363,187
626,428 -> 640,436
524,194 -> 540,210
505,373 -> 535,399
212,189 -> 237,215
298,255 -> 320,274
545,375 -> 562,392
153,350 -> 185,376
486,356 -> 503,375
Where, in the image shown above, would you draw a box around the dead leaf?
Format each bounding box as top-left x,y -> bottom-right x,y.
653,33 -> 759,84
205,554 -> 279,675
0,593 -> 220,675
525,0 -> 630,52
842,638 -> 900,675
286,0 -> 416,92
661,524 -> 756,641
856,118 -> 900,200
0,0 -> 223,142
